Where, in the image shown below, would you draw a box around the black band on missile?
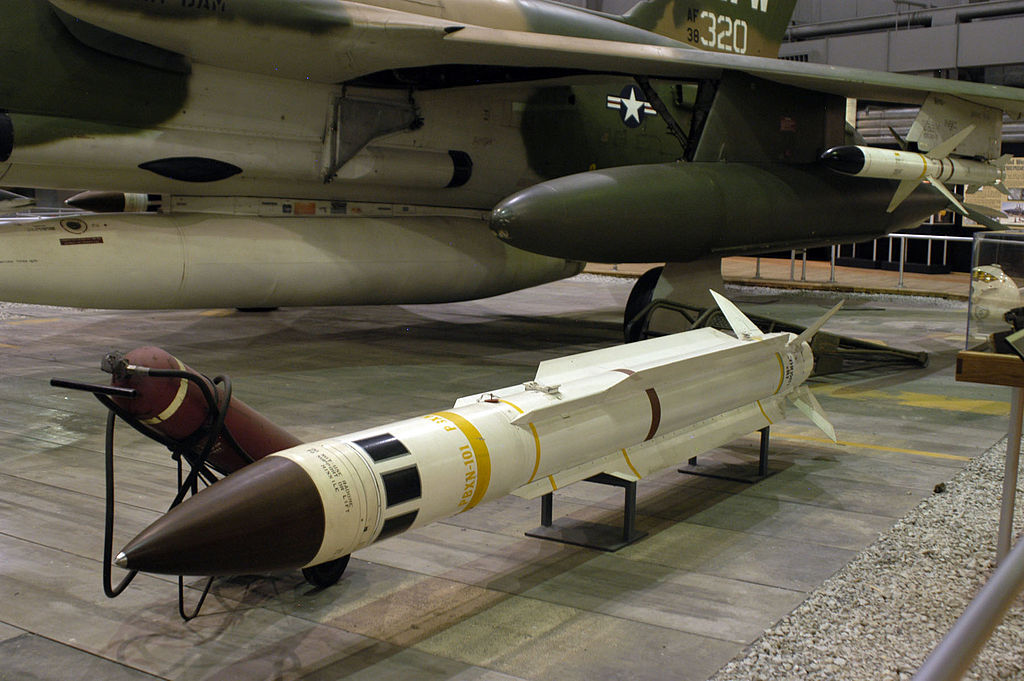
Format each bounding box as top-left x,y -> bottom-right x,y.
446,150 -> 473,188
382,465 -> 422,507
0,112 -> 12,163
355,433 -> 410,462
378,510 -> 418,541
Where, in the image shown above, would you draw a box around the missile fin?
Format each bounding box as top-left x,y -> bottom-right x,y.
929,178 -> 969,216
0,190 -> 34,215
532,330 -> 716,385
710,290 -> 762,340
887,179 -> 920,213
788,300 -> 843,350
791,386 -> 837,443
928,124 -> 976,160
963,203 -> 1006,231
964,203 -> 1007,220
888,126 -> 909,151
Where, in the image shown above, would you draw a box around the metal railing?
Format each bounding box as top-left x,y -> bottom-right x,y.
757,233 -> 975,289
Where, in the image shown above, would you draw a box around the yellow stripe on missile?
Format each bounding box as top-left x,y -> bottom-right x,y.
917,152 -> 930,180
527,423 -> 542,483
434,410 -> 492,511
756,400 -> 774,425
621,449 -> 640,478
774,353 -> 784,394
497,399 -> 543,483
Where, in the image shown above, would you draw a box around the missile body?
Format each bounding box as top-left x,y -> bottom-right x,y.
820,145 -> 1004,188
0,213 -> 579,309
65,191 -> 162,214
117,302 -> 828,577
489,162 -> 946,263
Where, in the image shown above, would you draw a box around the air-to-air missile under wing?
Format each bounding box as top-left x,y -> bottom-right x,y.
115,292 -> 839,577
2,0 -> 1024,321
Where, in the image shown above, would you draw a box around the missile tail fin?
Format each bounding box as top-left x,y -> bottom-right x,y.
888,126 -> 909,151
929,124 -> 976,160
887,179 -> 920,213
0,189 -> 34,215
788,300 -> 843,351
929,177 -> 969,216
710,290 -> 762,340
964,202 -> 1006,230
791,386 -> 837,443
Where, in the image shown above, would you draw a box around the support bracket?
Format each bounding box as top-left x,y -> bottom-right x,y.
525,473 -> 647,552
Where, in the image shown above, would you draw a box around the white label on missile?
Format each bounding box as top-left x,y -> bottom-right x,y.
275,441 -> 383,566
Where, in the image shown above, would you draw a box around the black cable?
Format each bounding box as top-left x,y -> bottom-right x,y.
84,363 -> 259,619
102,410 -> 138,598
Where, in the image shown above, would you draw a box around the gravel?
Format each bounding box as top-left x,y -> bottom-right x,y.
710,436 -> 1024,681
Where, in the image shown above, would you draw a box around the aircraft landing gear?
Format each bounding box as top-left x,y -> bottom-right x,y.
301,555 -> 351,588
623,266 -> 663,343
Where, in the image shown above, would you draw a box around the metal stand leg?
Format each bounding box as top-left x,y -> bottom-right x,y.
681,427 -> 773,484
525,474 -> 647,552
540,492 -> 553,527
998,387 -> 1024,563
759,426 -> 770,478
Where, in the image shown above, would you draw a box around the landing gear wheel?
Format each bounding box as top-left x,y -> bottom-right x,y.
301,555 -> 350,588
623,266 -> 663,343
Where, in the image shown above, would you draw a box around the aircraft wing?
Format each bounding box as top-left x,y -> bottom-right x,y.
48,0 -> 1024,115
437,26 -> 1024,116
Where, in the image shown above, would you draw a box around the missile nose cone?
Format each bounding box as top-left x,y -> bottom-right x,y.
820,146 -> 866,175
490,185 -> 562,247
118,456 -> 325,576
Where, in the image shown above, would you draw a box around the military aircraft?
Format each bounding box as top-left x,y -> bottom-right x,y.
1,0 -> 1023,332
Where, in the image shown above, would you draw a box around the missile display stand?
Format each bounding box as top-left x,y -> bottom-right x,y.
525,474 -> 647,552
680,426 -> 773,484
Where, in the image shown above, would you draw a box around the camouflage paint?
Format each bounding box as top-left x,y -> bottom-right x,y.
0,0 -> 186,136
51,0 -> 353,31
623,0 -> 800,57
520,79 -> 695,180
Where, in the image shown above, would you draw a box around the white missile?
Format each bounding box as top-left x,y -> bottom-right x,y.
115,293 -> 840,577
820,124 -> 1011,221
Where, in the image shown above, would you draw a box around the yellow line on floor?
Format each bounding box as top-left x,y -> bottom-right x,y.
199,309 -> 235,317
774,432 -> 972,461
814,385 -> 1009,416
3,318 -> 60,326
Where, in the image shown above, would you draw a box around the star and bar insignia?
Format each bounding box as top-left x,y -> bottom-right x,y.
606,85 -> 657,128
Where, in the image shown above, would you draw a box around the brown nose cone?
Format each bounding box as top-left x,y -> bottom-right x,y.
119,456 -> 324,576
